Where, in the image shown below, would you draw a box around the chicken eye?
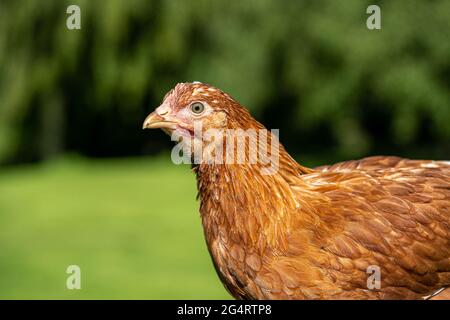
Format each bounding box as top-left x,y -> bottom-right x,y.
190,102 -> 205,115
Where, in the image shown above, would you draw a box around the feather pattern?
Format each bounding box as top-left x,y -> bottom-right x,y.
145,82 -> 450,299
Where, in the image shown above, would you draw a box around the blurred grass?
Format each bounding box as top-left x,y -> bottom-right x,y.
0,155 -> 230,299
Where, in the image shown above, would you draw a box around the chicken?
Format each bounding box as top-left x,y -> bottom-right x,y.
142,82 -> 450,300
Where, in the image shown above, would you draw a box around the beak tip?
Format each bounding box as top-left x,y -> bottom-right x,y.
142,112 -> 159,130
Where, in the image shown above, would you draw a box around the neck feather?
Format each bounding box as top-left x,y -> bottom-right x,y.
194,130 -> 313,252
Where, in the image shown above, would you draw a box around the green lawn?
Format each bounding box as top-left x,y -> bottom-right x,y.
0,155 -> 231,299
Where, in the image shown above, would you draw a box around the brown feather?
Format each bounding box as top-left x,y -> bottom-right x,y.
147,83 -> 450,300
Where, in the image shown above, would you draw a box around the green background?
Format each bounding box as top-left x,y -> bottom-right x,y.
0,0 -> 448,299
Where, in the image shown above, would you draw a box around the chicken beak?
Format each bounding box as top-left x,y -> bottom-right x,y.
142,112 -> 177,130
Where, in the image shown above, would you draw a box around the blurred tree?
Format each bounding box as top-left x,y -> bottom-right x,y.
0,0 -> 449,165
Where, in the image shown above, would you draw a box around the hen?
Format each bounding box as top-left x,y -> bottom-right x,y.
143,82 -> 450,300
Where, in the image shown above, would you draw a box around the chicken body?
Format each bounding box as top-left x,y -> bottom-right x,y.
197,155 -> 450,299
143,82 -> 450,300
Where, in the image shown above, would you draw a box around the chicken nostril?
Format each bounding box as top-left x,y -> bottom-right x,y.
155,104 -> 171,116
